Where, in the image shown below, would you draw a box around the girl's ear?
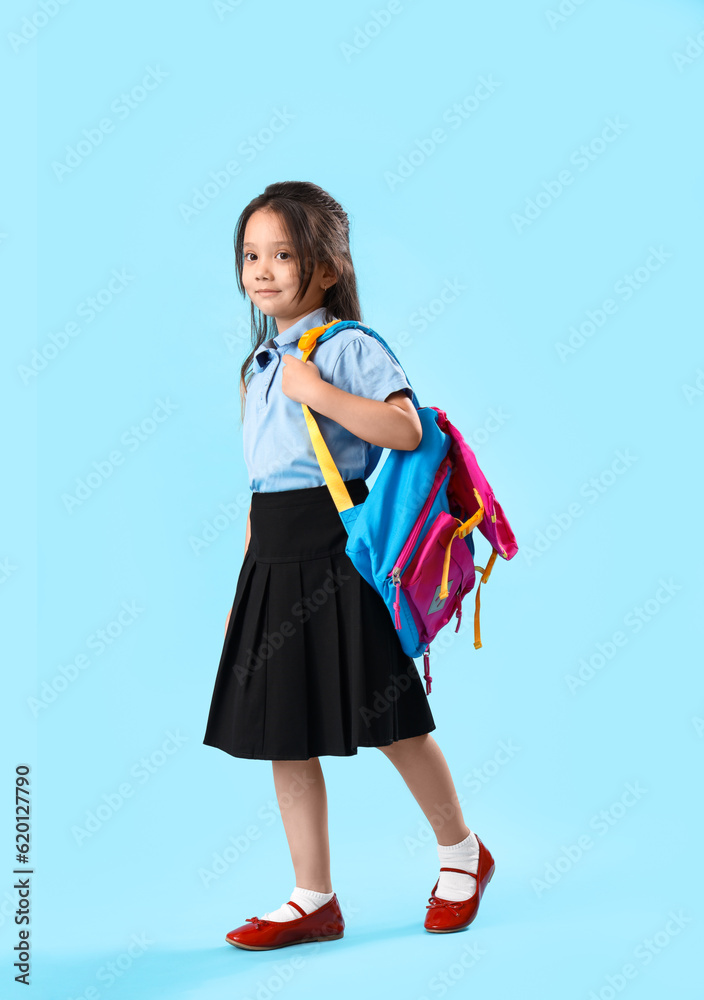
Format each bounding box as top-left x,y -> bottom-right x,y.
323,258 -> 341,287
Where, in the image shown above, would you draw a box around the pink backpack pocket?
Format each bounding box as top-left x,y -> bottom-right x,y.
399,509 -> 478,646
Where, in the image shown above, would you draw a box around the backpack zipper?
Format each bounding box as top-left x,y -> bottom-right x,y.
389,455 -> 452,630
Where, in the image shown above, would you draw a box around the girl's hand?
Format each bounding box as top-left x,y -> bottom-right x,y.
280,354 -> 322,405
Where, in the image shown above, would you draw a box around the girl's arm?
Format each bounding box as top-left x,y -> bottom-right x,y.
306,378 -> 422,451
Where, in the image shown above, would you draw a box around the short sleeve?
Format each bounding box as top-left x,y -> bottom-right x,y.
330,335 -> 413,403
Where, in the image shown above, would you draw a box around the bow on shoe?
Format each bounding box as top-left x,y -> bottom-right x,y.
245,916 -> 270,927
426,896 -> 466,914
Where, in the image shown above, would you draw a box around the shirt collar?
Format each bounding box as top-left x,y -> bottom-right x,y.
252,306 -> 332,371
273,306 -> 331,347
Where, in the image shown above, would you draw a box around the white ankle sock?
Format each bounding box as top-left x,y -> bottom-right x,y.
262,885 -> 334,922
435,830 -> 480,901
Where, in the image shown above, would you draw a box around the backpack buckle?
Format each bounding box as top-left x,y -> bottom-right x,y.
297,320 -> 339,352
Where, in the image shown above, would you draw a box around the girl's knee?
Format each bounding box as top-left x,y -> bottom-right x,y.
377,734 -> 429,754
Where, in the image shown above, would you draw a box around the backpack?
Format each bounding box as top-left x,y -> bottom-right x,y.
296,319 -> 518,694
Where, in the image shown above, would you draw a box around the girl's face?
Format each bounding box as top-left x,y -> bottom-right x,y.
242,208 -> 336,332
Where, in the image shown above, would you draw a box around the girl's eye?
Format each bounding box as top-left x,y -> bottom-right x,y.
243,251 -> 292,261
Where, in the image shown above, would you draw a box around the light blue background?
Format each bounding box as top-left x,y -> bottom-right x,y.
3,0 -> 703,997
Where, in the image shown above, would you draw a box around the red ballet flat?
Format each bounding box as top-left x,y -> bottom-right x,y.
424,834 -> 495,933
226,894 -> 345,950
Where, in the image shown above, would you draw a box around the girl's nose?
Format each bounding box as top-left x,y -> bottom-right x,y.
255,259 -> 275,281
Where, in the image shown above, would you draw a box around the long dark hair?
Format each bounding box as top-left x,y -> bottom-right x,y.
234,181 -> 363,422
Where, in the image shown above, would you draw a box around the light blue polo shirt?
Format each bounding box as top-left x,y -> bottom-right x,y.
242,306 -> 414,493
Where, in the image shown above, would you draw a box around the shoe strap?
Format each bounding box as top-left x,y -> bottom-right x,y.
439,866 -> 477,879
287,900 -> 307,917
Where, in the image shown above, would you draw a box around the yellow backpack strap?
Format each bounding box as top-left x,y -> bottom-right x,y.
297,320 -> 339,361
472,548 -> 498,649
440,488 -> 484,599
297,321 -> 355,514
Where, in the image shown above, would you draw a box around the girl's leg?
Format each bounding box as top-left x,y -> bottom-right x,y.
271,757 -> 333,893
376,733 -> 471,845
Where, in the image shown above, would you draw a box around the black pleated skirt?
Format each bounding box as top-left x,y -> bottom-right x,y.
202,478 -> 436,761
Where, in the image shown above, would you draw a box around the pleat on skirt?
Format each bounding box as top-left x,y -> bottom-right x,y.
202,478 -> 436,760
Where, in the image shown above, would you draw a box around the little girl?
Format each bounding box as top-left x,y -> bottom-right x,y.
203,181 -> 495,950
